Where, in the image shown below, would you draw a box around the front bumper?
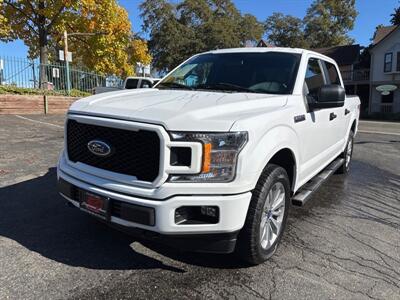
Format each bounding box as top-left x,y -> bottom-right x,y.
57,168 -> 252,237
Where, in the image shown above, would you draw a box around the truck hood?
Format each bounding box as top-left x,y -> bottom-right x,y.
69,89 -> 287,131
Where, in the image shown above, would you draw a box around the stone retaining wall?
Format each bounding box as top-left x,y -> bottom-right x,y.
0,94 -> 80,114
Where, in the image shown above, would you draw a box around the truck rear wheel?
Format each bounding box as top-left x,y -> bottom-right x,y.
236,164 -> 290,265
336,131 -> 354,174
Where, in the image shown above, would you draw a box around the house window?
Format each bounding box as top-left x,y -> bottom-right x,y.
397,52 -> 400,72
384,53 -> 392,72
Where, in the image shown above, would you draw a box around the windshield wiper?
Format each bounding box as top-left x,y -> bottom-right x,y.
196,83 -> 257,93
156,82 -> 194,90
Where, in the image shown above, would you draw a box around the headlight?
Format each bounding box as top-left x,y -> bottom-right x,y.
169,131 -> 248,182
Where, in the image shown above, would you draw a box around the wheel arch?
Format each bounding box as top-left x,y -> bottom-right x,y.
350,119 -> 357,133
267,148 -> 297,193
236,123 -> 300,194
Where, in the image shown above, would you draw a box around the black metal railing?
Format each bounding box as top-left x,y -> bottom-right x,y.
341,69 -> 370,83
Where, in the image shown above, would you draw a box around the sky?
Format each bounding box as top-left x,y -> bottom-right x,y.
0,0 -> 399,58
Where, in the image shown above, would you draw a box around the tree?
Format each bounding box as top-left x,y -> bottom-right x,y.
264,13 -> 308,48
2,0 -> 74,85
304,0 -> 357,48
57,0 -> 150,76
129,39 -> 152,68
0,0 -> 11,40
140,0 -> 263,72
141,0 -> 192,72
2,0 -> 151,85
240,14 -> 265,46
390,2 -> 400,25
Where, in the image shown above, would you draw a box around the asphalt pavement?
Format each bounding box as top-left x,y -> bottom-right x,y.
0,115 -> 399,299
358,120 -> 400,136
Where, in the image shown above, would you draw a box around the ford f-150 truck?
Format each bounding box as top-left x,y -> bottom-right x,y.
94,77 -> 161,94
57,48 -> 360,264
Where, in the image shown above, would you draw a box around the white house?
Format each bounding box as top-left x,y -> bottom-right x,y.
369,25 -> 400,114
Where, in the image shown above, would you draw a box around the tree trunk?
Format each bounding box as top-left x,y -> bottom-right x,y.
39,30 -> 48,89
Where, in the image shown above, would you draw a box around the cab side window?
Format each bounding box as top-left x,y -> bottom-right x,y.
140,80 -> 152,88
304,58 -> 325,102
324,61 -> 341,85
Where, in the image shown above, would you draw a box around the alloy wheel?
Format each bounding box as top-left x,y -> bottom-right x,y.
259,182 -> 286,249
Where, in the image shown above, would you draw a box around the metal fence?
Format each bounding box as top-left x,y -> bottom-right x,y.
0,56 -> 122,95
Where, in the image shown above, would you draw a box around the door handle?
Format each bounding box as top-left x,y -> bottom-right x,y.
329,112 -> 337,121
345,109 -> 350,115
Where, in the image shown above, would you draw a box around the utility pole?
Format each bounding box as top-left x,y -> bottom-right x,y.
62,31 -> 106,95
63,30 -> 71,95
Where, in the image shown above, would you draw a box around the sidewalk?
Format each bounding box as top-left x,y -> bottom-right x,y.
358,120 -> 400,136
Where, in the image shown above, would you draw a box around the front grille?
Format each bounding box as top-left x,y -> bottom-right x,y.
66,119 -> 160,182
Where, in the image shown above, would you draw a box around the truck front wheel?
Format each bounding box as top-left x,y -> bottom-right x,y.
236,164 -> 290,265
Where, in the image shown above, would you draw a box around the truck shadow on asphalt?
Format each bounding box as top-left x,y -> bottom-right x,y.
0,162 -> 399,271
0,168 -> 244,271
0,168 -> 187,272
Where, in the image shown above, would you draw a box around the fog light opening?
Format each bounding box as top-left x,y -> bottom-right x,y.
175,206 -> 219,225
201,206 -> 217,218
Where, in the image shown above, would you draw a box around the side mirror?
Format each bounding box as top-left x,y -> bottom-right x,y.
309,84 -> 345,110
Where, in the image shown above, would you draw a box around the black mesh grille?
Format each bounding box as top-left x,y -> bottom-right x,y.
66,119 -> 160,182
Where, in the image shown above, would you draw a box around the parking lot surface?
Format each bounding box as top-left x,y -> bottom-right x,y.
0,115 -> 399,299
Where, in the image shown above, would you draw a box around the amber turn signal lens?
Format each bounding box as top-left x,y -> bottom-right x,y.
202,143 -> 212,173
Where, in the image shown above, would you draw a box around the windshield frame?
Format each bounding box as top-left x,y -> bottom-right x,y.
155,51 -> 301,95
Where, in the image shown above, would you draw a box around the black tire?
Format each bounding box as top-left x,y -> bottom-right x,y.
336,131 -> 354,174
235,164 -> 290,265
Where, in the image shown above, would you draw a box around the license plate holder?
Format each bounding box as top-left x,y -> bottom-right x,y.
80,192 -> 109,220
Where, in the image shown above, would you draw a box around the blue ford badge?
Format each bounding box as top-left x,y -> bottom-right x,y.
87,140 -> 112,157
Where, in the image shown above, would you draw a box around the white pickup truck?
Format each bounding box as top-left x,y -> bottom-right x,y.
94,77 -> 161,94
58,48 -> 360,264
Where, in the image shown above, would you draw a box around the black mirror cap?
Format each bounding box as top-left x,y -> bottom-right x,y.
310,84 -> 345,109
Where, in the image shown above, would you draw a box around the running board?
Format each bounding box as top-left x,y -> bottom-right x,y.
291,158 -> 344,207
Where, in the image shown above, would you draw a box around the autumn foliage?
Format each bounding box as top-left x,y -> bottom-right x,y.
1,0 -> 151,77
0,0 -> 10,39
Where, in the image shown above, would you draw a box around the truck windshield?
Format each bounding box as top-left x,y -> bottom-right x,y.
157,52 -> 301,95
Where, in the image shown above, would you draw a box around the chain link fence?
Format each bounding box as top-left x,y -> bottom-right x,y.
0,56 -> 122,95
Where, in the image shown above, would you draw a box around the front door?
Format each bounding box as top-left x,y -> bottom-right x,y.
296,57 -> 340,183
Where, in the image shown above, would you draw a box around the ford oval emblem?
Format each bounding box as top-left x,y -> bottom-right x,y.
87,140 -> 112,157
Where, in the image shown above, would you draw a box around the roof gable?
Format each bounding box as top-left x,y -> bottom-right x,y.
313,44 -> 360,66
256,39 -> 273,48
373,25 -> 398,45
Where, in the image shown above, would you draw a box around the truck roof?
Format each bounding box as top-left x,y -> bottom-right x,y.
204,47 -> 335,64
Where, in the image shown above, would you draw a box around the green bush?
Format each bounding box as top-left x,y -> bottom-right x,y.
0,85 -> 91,97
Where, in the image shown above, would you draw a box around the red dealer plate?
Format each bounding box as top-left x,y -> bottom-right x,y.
81,192 -> 107,218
